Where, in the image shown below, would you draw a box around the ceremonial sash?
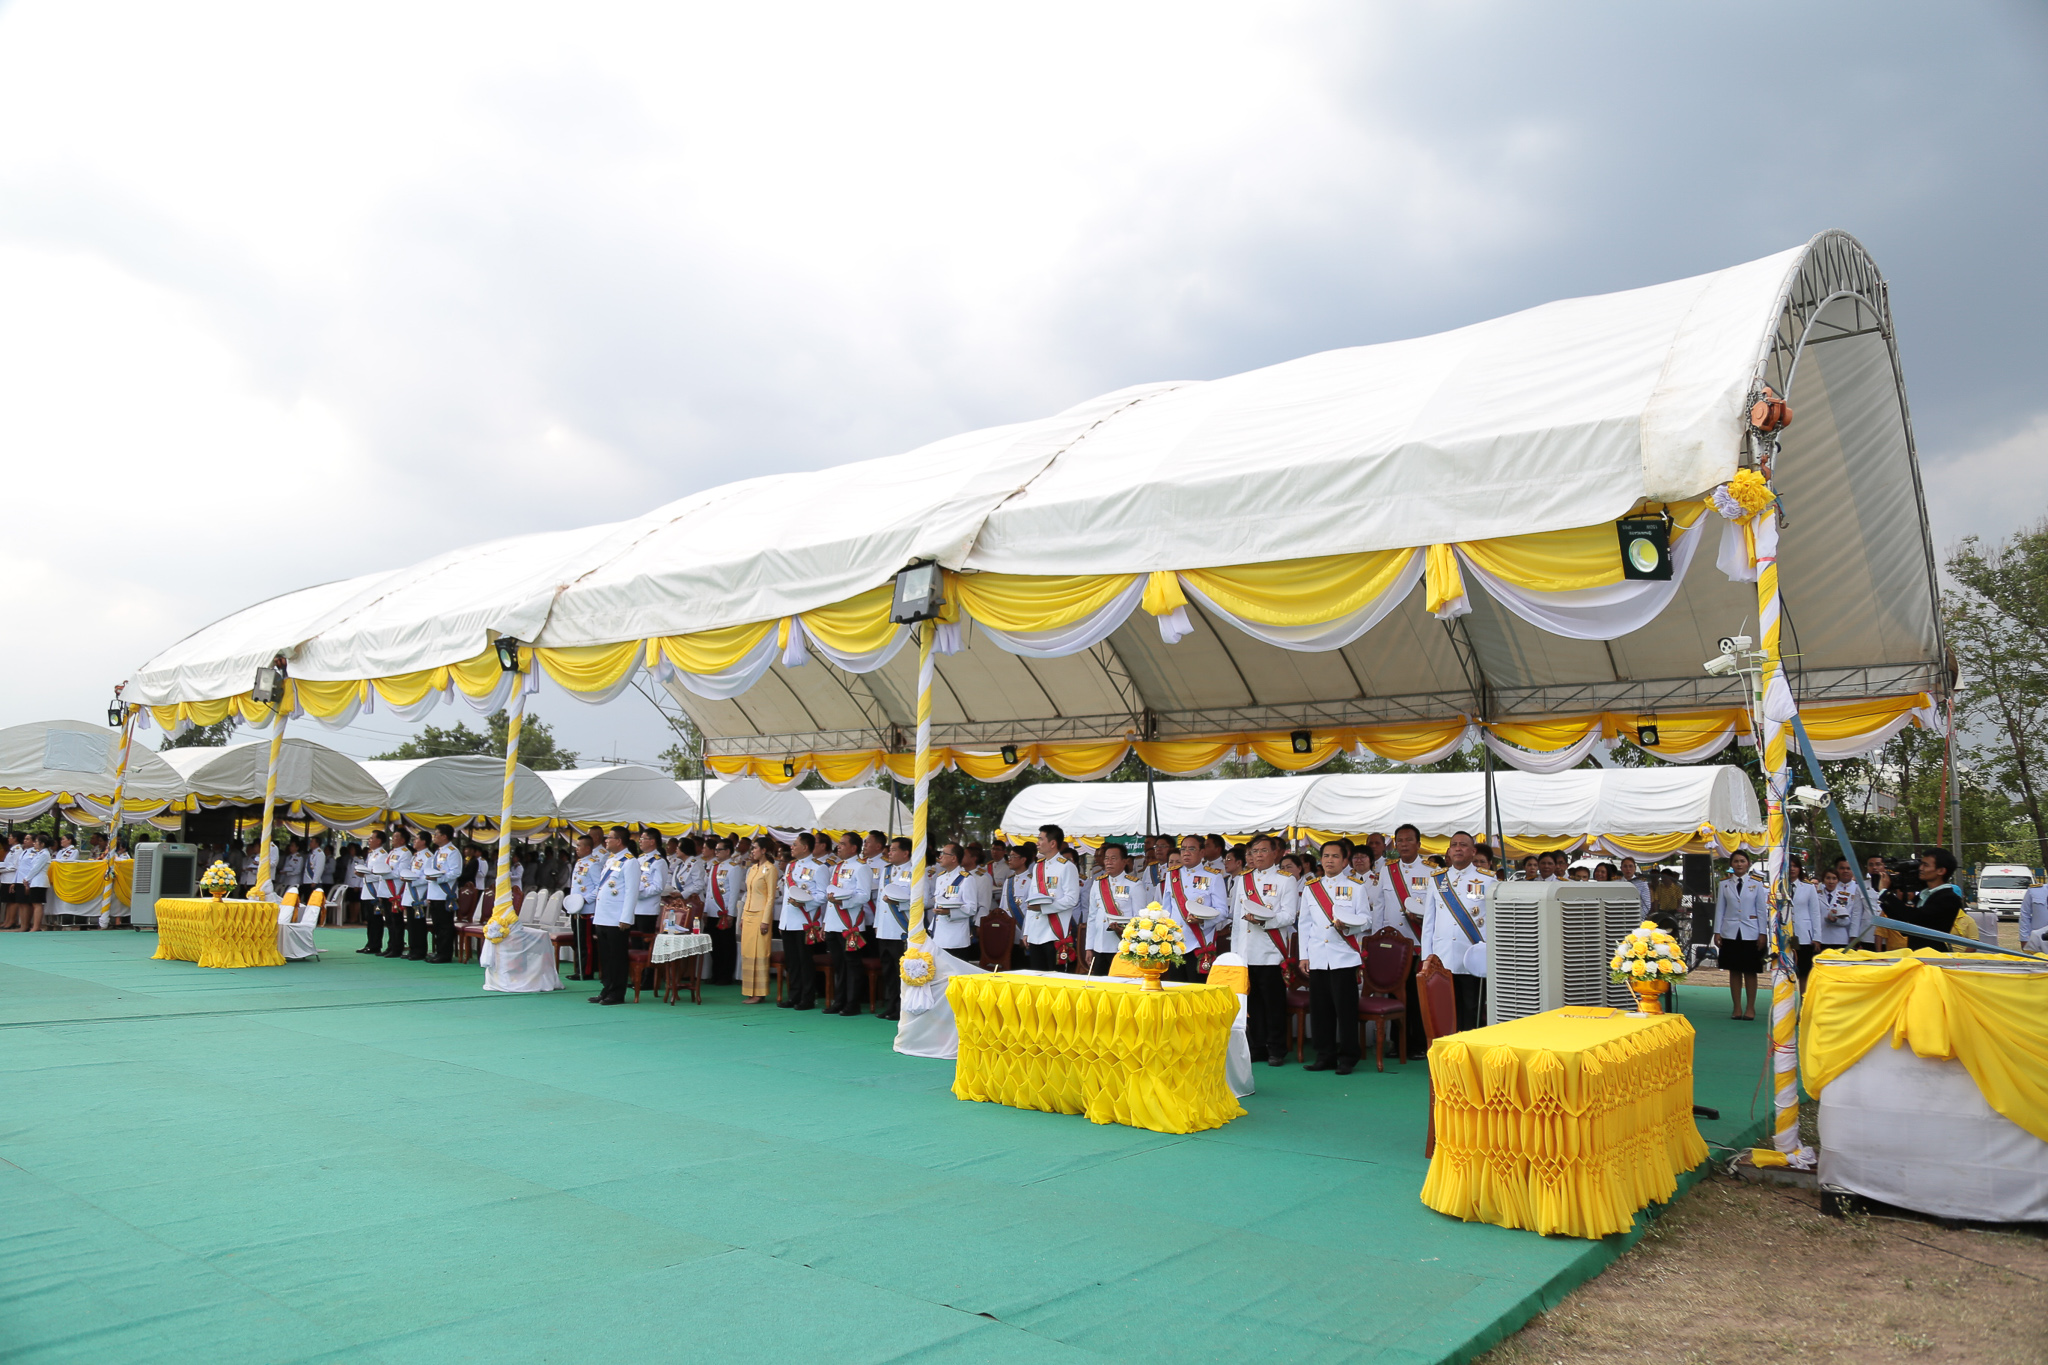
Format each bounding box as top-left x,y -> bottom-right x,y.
1432,871 -> 1483,944
1388,862 -> 1419,922
1307,879 -> 1362,956
1242,870 -> 1292,965
1097,877 -> 1121,921
832,865 -> 861,932
1170,868 -> 1211,949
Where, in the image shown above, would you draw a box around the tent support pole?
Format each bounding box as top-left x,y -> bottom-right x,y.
251,687 -> 292,900
1749,503 -> 1813,1167
98,699 -> 136,926
900,623 -> 936,981
483,651 -> 530,946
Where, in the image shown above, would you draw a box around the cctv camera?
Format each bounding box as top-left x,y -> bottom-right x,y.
1728,634 -> 1753,652
1704,653 -> 1738,676
1791,786 -> 1831,810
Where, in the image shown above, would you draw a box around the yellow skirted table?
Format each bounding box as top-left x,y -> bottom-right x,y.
150,898 -> 287,969
1422,1007 -> 1707,1239
948,973 -> 1245,1134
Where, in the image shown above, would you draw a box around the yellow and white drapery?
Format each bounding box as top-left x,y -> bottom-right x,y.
702,692 -> 1932,790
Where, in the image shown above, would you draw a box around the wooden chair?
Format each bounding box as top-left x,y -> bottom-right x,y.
1417,957 -> 1460,1157
454,890 -> 504,964
1356,929 -> 1415,1071
771,936 -> 786,1002
1286,982 -> 1311,1061
977,909 -> 1016,972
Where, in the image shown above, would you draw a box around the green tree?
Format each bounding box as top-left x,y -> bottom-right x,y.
159,717 -> 238,750
1946,518 -> 2048,865
371,710 -> 578,770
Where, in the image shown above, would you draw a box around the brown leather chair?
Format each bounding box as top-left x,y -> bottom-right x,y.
1356,929 -> 1415,1071
977,909 -> 1016,972
1417,957 -> 1461,1156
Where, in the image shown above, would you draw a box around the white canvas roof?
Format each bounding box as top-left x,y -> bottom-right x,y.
158,737 -> 387,807
358,756 -> 556,821
538,765 -> 696,827
125,233 -> 1940,769
801,786 -> 914,835
693,777 -> 818,831
0,719 -> 186,801
1000,767 -> 1761,841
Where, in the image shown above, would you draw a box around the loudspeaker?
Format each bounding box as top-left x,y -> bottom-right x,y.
1682,853 -> 1712,897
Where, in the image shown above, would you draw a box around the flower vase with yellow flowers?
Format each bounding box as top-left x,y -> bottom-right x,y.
1116,905 -> 1187,991
1609,920 -> 1689,1014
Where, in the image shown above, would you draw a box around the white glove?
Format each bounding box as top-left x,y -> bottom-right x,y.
1465,943 -> 1487,978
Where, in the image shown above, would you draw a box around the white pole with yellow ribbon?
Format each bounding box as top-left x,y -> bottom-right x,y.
897,617 -> 940,1011
483,644 -> 530,947
251,680 -> 292,902
97,697 -> 137,926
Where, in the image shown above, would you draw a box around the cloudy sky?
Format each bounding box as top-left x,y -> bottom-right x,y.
1,0 -> 2042,764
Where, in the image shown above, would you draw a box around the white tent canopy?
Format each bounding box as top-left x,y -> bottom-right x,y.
696,777 -> 817,832
800,786 -> 913,836
0,719 -> 186,825
124,233 -> 1941,781
539,765 -> 696,828
158,738 -> 387,808
1000,767 -> 1762,848
359,756 -> 556,824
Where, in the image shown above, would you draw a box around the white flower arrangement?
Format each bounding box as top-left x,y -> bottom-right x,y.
199,861 -> 238,896
1116,903 -> 1187,969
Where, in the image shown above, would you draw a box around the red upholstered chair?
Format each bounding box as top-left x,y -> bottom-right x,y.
1417,957 -> 1461,1157
1286,984 -> 1311,1061
976,910 -> 1016,973
810,946 -> 835,1007
1356,929 -> 1415,1072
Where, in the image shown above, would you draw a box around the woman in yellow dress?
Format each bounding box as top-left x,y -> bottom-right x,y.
740,836 -> 778,1002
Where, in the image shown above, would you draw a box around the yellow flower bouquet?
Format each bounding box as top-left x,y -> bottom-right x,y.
198,861 -> 239,899
1609,920 -> 1687,1014
1117,904 -> 1187,989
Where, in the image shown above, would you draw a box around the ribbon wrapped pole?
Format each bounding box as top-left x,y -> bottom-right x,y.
250,684 -> 292,901
97,702 -> 137,925
1751,512 -> 1814,1167
898,622 -> 938,1010
483,651 -> 529,944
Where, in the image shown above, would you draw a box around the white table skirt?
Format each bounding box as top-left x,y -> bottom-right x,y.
651,932 -> 713,964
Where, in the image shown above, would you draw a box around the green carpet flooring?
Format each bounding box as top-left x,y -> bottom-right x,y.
0,931 -> 1770,1364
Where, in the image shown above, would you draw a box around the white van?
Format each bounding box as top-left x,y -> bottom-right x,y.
1973,864 -> 2038,920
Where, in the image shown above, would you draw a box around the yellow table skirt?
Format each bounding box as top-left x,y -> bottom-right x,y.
1422,1008 -> 1707,1239
949,973 -> 1245,1134
151,898 -> 287,969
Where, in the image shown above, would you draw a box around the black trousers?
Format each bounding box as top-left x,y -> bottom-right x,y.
1452,972 -> 1485,1033
574,914 -> 595,979
827,931 -> 862,1011
1088,948 -> 1113,976
596,924 -> 629,1003
633,913 -> 659,936
1025,941 -> 1067,972
429,903 -> 455,962
1795,942 -> 1817,987
782,927 -> 818,1006
876,938 -> 904,1016
406,906 -> 431,959
1308,966 -> 1359,1066
708,918 -> 738,983
1246,962 -> 1289,1060
363,898 -> 389,954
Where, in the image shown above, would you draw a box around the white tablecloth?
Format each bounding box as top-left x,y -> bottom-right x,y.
651,932 -> 712,964
481,925 -> 565,993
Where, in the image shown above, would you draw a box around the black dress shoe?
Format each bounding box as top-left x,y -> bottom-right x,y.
777,1000 -> 795,1009
588,996 -> 604,1003
877,1012 -> 899,1022
598,998 -> 624,1006
793,1002 -> 814,1011
1267,1055 -> 1287,1067
1334,1061 -> 1356,1076
1304,1060 -> 1335,1072
355,947 -> 375,954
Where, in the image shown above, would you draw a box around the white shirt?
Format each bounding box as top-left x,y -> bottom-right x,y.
1021,854 -> 1081,945
305,847 -> 327,885
1298,873 -> 1372,969
1160,863 -> 1228,950
1790,880 -> 1820,944
1816,883 -> 1857,946
21,848 -> 53,888
826,858 -> 873,932
1386,858 -> 1433,931
591,851 -> 641,928
930,865 -> 987,949
1231,866 -> 1300,967
426,844 -> 462,902
638,851 -> 671,901
778,856 -> 821,932
282,851 -> 305,886
1420,864 -> 1493,975
705,857 -> 745,921
876,860 -> 915,941
1715,873 -> 1769,939
0,846 -> 19,880
1085,870 -> 1151,954
571,853 -> 601,908
675,855 -> 707,901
